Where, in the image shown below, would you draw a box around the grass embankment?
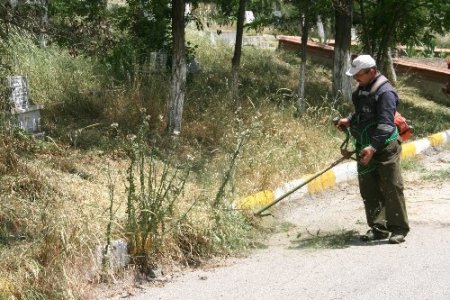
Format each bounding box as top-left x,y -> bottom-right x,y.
0,29 -> 449,299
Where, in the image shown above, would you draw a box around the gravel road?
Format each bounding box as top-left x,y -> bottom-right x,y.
104,146 -> 450,300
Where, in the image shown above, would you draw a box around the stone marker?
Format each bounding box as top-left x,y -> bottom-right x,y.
6,75 -> 43,134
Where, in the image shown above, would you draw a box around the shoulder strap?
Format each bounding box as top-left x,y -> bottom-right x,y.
369,75 -> 389,95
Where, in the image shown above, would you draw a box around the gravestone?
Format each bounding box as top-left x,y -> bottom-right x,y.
91,239 -> 130,278
187,57 -> 201,74
150,52 -> 168,72
244,11 -> 255,24
6,75 -> 43,134
8,75 -> 29,110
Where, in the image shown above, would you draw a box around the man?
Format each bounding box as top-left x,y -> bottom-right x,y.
336,54 -> 409,244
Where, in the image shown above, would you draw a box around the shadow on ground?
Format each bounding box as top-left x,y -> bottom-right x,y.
289,229 -> 359,250
288,229 -> 396,249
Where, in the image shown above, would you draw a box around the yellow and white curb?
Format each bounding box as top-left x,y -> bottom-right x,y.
234,129 -> 450,211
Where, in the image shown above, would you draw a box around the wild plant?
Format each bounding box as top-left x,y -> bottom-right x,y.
124,110 -> 192,272
214,128 -> 249,208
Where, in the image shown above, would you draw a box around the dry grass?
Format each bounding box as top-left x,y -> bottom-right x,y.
232,105 -> 342,195
0,148 -> 129,298
396,76 -> 450,137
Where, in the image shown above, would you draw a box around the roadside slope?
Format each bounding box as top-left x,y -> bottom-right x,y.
102,146 -> 450,300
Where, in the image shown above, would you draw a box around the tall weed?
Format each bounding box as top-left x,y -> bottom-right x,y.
124,112 -> 193,270
7,29 -> 105,105
123,112 -> 254,271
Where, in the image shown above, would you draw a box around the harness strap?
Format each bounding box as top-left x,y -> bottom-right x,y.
354,75 -> 399,175
369,75 -> 389,95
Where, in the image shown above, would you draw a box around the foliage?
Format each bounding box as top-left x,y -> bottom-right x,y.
354,0 -> 450,65
116,0 -> 171,59
0,0 -> 46,36
246,0 -> 333,36
48,0 -> 173,83
436,33 -> 450,49
124,112 -> 192,267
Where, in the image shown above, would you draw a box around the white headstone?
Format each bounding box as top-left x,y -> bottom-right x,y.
6,75 -> 44,134
187,57 -> 201,74
273,10 -> 282,18
351,28 -> 357,41
9,0 -> 18,8
245,11 -> 255,24
316,16 -> 325,43
8,75 -> 29,111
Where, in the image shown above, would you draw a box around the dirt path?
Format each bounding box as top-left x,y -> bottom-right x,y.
103,146 -> 450,300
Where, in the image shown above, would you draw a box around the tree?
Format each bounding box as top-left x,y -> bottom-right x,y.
0,0 -> 48,39
215,0 -> 280,107
332,0 -> 352,103
168,0 -> 186,135
49,0 -> 113,56
282,0 -> 332,115
354,0 -> 450,82
210,0 -> 247,107
297,4 -> 312,115
231,0 -> 246,106
120,0 -> 172,59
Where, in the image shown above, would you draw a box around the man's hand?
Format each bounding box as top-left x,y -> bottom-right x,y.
359,146 -> 376,166
340,148 -> 353,159
336,118 -> 350,131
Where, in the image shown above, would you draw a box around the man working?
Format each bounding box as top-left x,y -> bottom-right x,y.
336,54 -> 409,244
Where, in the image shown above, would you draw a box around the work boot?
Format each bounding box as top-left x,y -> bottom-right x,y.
389,233 -> 405,244
360,228 -> 390,242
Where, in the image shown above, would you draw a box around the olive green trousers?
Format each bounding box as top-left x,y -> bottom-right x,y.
357,138 -> 410,235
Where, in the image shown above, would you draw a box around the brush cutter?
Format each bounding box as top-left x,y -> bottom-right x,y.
255,118 -> 355,217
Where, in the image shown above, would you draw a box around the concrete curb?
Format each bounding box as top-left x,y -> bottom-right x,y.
234,130 -> 450,210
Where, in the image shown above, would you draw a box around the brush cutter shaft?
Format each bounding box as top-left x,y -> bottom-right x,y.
254,156 -> 347,216
255,122 -> 354,217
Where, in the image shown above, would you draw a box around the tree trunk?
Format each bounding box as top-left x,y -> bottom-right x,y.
168,0 -> 186,135
297,14 -> 309,116
231,0 -> 246,108
382,47 -> 397,84
374,2 -> 404,84
357,0 -> 371,53
39,0 -> 48,48
332,0 -> 353,103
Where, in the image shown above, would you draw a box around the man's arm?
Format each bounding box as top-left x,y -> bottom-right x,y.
370,90 -> 397,150
359,89 -> 397,166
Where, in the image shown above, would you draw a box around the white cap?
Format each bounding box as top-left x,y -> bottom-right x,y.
346,55 -> 376,76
